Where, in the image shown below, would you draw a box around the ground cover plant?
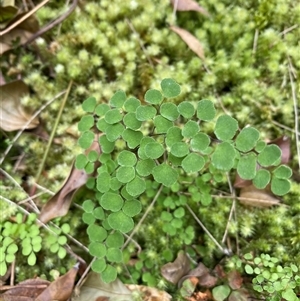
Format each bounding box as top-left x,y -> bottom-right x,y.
0,0 -> 299,300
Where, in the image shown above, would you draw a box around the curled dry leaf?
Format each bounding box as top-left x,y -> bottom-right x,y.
0,13 -> 39,55
0,80 -> 39,131
0,278 -> 50,300
170,0 -> 209,16
39,140 -> 100,223
127,285 -> 172,301
227,270 -> 243,290
73,272 -> 132,301
239,185 -> 280,207
35,264 -> 79,301
38,164 -> 88,223
161,251 -> 191,285
170,26 -> 205,60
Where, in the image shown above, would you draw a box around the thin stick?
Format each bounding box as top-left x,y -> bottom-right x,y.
24,0 -> 78,45
288,60 -> 300,170
185,203 -> 229,254
75,257 -> 96,289
34,81 -> 73,185
0,168 -> 39,212
252,29 -> 259,55
0,90 -> 67,165
0,0 -> 51,36
125,19 -> 153,67
172,0 -> 179,25
222,174 -> 235,244
122,185 -> 163,250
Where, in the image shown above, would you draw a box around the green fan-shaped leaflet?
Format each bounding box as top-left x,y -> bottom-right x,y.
100,192 -> 124,212
152,164 -> 178,187
182,153 -> 205,173
177,101 -> 195,119
160,103 -> 179,121
197,99 -> 216,121
160,78 -> 181,98
82,96 -> 97,112
257,145 -> 281,167
110,90 -> 126,108
165,126 -> 183,148
211,142 -> 236,171
237,152 -> 257,180
235,127 -> 260,152
144,89 -> 163,104
154,115 -> 173,134
214,115 -> 238,141
182,120 -> 200,138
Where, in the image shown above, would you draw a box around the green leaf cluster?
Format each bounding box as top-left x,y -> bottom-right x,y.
76,79 -> 292,282
0,213 -> 42,276
244,253 -> 300,300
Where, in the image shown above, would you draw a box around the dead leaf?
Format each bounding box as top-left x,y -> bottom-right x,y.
161,251 -> 191,285
271,136 -> 290,164
0,13 -> 39,54
126,285 -> 172,301
170,0 -> 209,16
227,270 -> 243,290
73,272 -> 133,301
35,264 -> 78,301
39,140 -> 101,223
0,80 -> 39,131
0,278 -> 50,301
228,288 -> 249,301
38,164 -> 89,223
239,185 -> 280,207
170,26 -> 205,60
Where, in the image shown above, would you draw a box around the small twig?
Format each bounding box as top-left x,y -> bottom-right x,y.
222,174 -> 235,244
34,81 -> 73,186
75,257 -> 96,290
0,90 -> 67,165
185,203 -> 229,255
171,0 -> 179,25
123,233 -> 142,254
24,0 -> 78,45
0,0 -> 51,36
125,18 -> 153,67
288,59 -> 300,170
271,119 -> 298,134
122,185 -> 163,250
252,29 -> 259,55
278,24 -> 298,37
0,168 -> 39,213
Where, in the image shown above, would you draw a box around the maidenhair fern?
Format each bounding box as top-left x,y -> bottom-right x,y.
76,78 -> 292,283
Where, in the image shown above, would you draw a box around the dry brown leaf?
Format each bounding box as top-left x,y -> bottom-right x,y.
35,264 -> 78,301
239,185 -> 280,207
39,140 -> 101,223
38,164 -> 89,223
170,26 -> 205,60
0,13 -> 39,54
126,285 -> 172,301
271,136 -> 290,164
161,251 -> 191,285
73,272 -> 132,301
170,0 -> 209,16
0,278 -> 50,301
0,80 -> 39,131
227,270 -> 243,290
